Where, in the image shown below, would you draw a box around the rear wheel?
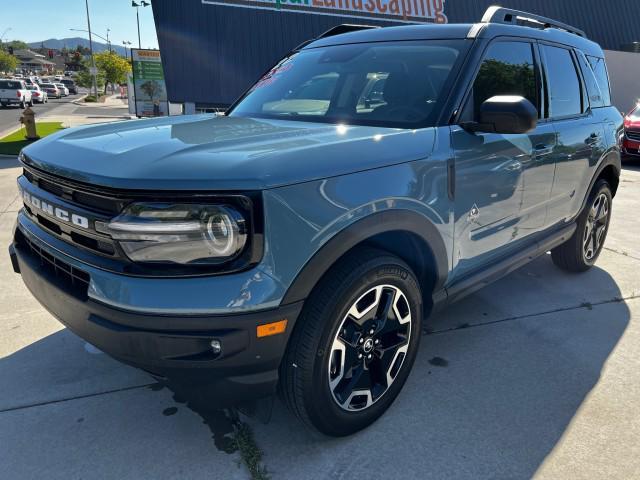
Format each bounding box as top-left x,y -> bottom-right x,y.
551,179 -> 612,272
280,247 -> 422,436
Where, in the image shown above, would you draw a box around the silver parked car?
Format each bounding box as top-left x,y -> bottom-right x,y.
28,84 -> 48,104
54,83 -> 69,96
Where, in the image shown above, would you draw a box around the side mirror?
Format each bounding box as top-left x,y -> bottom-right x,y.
464,95 -> 538,134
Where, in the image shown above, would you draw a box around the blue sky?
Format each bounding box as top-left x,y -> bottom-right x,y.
1,0 -> 158,49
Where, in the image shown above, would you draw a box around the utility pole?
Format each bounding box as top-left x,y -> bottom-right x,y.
106,28 -> 111,53
84,0 -> 98,98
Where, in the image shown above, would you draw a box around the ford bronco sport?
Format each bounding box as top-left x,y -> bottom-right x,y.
9,7 -> 622,436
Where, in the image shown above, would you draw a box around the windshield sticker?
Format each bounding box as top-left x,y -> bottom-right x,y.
254,61 -> 294,89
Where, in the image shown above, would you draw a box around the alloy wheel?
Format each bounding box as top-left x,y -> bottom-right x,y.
583,193 -> 609,261
328,284 -> 412,411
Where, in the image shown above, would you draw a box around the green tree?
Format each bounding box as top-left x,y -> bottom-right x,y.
0,50 -> 18,73
140,80 -> 163,101
6,40 -> 29,51
75,58 -> 105,93
94,51 -> 131,94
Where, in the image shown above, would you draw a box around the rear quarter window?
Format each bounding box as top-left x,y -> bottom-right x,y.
0,80 -> 21,89
576,52 -> 605,108
586,56 -> 612,107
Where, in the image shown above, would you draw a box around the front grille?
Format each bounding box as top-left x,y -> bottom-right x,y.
20,164 -> 122,259
17,229 -> 90,300
23,166 -> 127,215
626,130 -> 640,142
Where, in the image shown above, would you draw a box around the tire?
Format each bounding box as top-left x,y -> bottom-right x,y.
19,100 -> 26,109
551,179 -> 613,272
28,100 -> 34,107
280,247 -> 423,436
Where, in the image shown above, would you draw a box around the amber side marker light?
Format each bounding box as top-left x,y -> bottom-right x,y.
257,319 -> 288,338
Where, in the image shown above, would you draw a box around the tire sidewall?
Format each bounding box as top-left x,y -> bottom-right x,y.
305,258 -> 422,435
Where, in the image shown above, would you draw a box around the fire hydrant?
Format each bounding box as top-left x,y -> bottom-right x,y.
20,107 -> 39,141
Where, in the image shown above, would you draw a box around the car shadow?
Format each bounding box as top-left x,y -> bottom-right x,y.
622,158 -> 640,172
0,158 -> 20,170
242,255 -> 632,479
0,255 -> 631,479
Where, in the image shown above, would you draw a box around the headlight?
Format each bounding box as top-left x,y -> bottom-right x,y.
96,203 -> 247,265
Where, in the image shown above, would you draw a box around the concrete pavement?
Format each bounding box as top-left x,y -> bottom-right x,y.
0,157 -> 639,479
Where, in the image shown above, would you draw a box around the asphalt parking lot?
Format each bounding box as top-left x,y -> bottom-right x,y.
0,156 -> 639,480
0,92 -> 86,135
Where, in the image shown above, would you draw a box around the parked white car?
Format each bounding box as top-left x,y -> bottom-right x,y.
0,79 -> 33,108
54,83 -> 69,96
28,84 -> 48,104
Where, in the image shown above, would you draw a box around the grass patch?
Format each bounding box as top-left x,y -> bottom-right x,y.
0,122 -> 65,156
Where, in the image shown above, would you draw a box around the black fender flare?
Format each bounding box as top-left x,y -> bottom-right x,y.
576,150 -> 621,219
281,210 -> 449,305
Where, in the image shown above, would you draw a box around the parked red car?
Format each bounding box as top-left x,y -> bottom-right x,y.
623,104 -> 640,159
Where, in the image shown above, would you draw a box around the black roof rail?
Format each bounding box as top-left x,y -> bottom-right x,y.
481,6 -> 587,38
316,24 -> 380,40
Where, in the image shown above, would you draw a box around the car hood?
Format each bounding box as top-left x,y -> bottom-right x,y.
21,114 -> 436,190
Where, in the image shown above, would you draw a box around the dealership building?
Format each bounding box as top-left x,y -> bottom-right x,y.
151,0 -> 640,112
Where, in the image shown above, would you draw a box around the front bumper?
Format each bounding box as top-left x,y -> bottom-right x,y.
9,227 -> 303,406
622,137 -> 640,157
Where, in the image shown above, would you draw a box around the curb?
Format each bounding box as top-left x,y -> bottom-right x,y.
0,125 -> 23,140
71,95 -> 89,106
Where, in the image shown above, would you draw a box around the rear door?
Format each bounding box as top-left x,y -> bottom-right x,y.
451,39 -> 556,280
540,43 -> 607,223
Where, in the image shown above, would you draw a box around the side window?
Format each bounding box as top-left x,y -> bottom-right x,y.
576,52 -> 605,109
586,56 -> 612,107
464,41 -> 539,122
542,45 -> 582,118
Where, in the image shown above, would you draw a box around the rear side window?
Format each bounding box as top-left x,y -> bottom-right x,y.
586,56 -> 612,107
0,80 -> 22,89
464,41 -> 539,122
576,52 -> 605,108
542,45 -> 582,118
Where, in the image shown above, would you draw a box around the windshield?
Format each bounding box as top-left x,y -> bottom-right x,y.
229,40 -> 467,128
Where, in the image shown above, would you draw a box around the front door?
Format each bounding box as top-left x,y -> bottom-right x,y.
451,39 -> 556,281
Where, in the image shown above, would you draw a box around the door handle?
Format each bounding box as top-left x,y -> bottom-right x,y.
534,144 -> 554,158
586,133 -> 601,146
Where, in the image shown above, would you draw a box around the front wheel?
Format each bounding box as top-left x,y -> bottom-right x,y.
280,247 -> 422,436
552,179 -> 613,272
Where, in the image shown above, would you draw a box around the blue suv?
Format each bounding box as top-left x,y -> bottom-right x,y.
9,7 -> 622,436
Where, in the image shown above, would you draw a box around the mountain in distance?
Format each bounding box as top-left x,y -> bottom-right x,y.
28,37 -> 129,57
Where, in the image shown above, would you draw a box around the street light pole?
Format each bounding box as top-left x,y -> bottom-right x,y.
106,28 -> 111,53
0,27 -> 12,48
123,41 -> 132,59
136,6 -> 141,49
84,0 -> 98,99
132,1 -> 150,50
